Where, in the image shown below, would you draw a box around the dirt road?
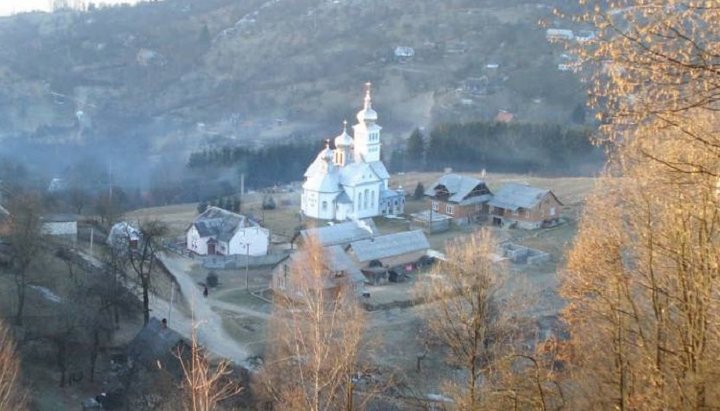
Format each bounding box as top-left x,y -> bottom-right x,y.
159,253 -> 250,364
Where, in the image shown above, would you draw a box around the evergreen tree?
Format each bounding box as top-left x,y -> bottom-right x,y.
413,182 -> 425,200
406,128 -> 426,170
197,200 -> 209,214
198,24 -> 211,46
571,103 -> 586,124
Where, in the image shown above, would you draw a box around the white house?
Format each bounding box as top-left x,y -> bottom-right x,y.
546,29 -> 574,41
41,214 -> 77,240
301,84 -> 406,221
394,46 -> 415,60
186,207 -> 269,256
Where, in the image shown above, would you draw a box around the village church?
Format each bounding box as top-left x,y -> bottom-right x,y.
301,84 -> 405,220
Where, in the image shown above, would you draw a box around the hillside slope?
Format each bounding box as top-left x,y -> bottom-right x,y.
0,0 -> 584,162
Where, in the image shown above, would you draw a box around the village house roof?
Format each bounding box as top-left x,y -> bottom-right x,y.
192,207 -> 262,243
300,219 -> 378,247
127,317 -> 188,378
488,183 -> 562,211
41,214 -> 78,223
394,46 -> 415,57
348,230 -> 429,263
283,245 -> 365,290
425,174 -> 493,205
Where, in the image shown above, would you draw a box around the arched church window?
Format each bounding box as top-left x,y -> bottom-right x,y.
371,191 -> 375,208
358,192 -> 363,209
364,189 -> 369,209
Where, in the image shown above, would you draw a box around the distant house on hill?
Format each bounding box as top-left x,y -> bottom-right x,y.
394,46 -> 415,61
136,48 -> 166,67
346,230 -> 430,271
299,219 -> 378,248
47,178 -> 68,193
488,183 -> 562,229
495,110 -> 514,123
186,207 -> 269,256
272,245 -> 365,301
546,28 -> 574,41
424,174 -> 493,225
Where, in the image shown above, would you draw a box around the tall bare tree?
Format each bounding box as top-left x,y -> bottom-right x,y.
4,193 -> 44,326
561,1 -> 720,409
416,229 -> 560,410
260,238 -> 365,411
179,323 -> 243,411
0,319 -> 26,410
574,1 -> 720,174
128,220 -> 167,325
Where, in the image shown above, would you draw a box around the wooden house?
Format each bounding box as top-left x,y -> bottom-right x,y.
346,230 -> 430,271
487,183 -> 562,229
272,245 -> 365,302
424,174 -> 493,225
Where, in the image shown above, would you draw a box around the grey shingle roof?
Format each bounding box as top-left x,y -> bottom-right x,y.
425,174 -> 492,204
193,207 -> 259,242
487,183 -> 561,211
349,230 -> 430,262
285,245 -> 365,289
127,317 -> 187,378
301,219 -> 378,247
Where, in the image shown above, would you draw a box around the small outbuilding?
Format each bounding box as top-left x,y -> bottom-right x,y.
127,317 -> 190,379
299,219 -> 378,248
488,183 -> 562,229
107,221 -> 141,251
272,245 -> 365,301
346,230 -> 430,271
41,214 -> 78,240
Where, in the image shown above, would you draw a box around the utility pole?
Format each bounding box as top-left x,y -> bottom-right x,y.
168,282 -> 175,324
245,243 -> 250,291
240,173 -> 245,213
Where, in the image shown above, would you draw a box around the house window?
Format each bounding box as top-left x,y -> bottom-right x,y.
358,192 -> 363,209
513,209 -> 519,217
446,204 -> 454,215
371,191 -> 375,208
432,201 -> 439,211
322,201 -> 328,211
550,207 -> 556,216
525,210 -> 531,218
364,189 -> 369,209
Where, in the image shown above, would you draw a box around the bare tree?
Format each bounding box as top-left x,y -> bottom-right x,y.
67,187 -> 90,215
260,238 -> 365,411
179,323 -> 243,411
416,229 -> 560,410
3,193 -> 44,326
0,319 -> 26,410
560,1 -> 720,408
128,220 -> 168,325
574,1 -> 720,175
